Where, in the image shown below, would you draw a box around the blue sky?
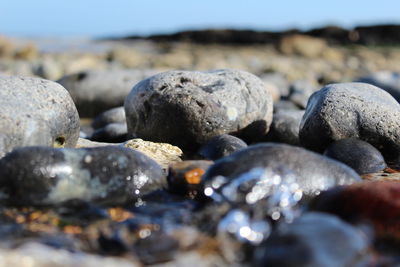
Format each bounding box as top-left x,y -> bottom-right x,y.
1,0 -> 400,37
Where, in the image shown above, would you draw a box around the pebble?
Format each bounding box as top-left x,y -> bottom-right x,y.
198,134 -> 247,160
0,75 -> 80,158
123,138 -> 183,170
273,100 -> 302,113
265,110 -> 304,145
90,122 -> 128,143
167,160 -> 213,197
202,143 -> 361,195
124,69 -> 274,151
0,146 -> 166,206
253,212 -> 370,267
91,106 -> 126,129
287,79 -> 317,108
356,71 -> 400,102
312,181 -> 400,240
299,82 -> 400,160
324,138 -> 386,174
57,69 -> 159,117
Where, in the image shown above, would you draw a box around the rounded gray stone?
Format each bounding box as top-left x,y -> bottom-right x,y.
91,106 -> 126,129
124,69 -> 273,150
57,69 -> 159,117
299,82 -> 400,159
0,75 -> 80,158
356,71 -> 400,102
202,143 -> 361,195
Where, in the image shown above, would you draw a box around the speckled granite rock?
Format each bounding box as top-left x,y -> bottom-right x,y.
299,82 -> 400,160
0,75 -> 80,158
124,69 -> 273,151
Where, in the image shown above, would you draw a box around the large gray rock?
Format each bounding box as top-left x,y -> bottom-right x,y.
57,69 -> 159,117
124,69 -> 273,151
299,82 -> 400,159
0,146 -> 165,206
202,143 -> 360,195
0,75 -> 80,158
356,71 -> 400,102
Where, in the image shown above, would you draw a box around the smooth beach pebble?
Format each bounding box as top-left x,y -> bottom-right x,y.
266,110 -> 304,145
324,138 -> 386,174
90,122 -> 128,143
299,82 -> 400,160
253,212 -> 370,267
124,69 -> 273,151
312,181 -> 400,240
198,134 -> 247,160
356,71 -> 400,102
202,143 -> 361,195
0,146 -> 166,206
91,106 -> 126,129
58,69 -> 159,117
0,75 -> 80,158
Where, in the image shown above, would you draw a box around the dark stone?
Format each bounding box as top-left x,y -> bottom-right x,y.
253,212 -> 370,267
299,82 -> 400,160
124,69 -> 273,151
0,75 -> 80,158
0,146 -> 165,206
266,110 -> 304,145
324,138 -> 386,174
202,143 -> 361,195
312,181 -> 400,240
199,134 -> 247,160
90,122 -> 128,143
92,106 -> 126,129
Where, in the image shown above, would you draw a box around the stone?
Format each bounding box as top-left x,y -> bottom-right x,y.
92,106 -> 126,129
124,69 -> 273,151
259,72 -> 290,98
167,160 -> 213,196
202,143 -> 361,195
90,122 -> 128,143
324,138 -> 386,174
287,79 -> 318,108
253,212 -> 370,267
123,139 -> 183,170
0,75 -> 80,158
57,69 -> 159,117
0,146 -> 165,206
278,34 -> 328,58
299,82 -> 400,160
34,57 -> 63,80
199,134 -> 247,160
356,71 -> 400,102
266,110 -> 304,145
75,137 -> 114,148
312,181 -> 400,240
273,100 -> 301,113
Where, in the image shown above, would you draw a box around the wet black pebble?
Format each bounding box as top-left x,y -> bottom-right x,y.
199,134 -> 247,160
0,146 -> 166,206
324,138 -> 386,174
253,212 -> 370,267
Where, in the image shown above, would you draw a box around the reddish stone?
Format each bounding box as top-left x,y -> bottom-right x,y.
312,181 -> 400,239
